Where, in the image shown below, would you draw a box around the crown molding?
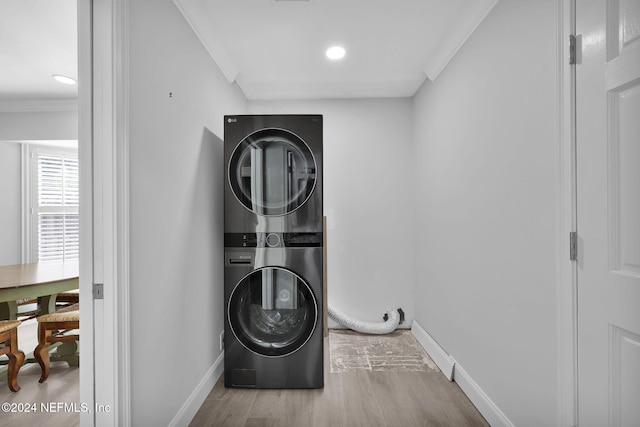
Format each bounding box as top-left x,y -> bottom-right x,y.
173,0 -> 239,84
423,0 -> 499,82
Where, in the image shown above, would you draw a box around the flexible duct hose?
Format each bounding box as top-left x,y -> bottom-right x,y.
328,306 -> 401,335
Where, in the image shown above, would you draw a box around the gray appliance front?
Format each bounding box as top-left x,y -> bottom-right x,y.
223,246 -> 323,388
224,115 -> 323,234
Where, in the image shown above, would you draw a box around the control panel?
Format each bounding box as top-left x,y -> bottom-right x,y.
224,232 -> 322,248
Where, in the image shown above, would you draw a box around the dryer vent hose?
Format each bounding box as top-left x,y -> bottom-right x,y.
328,306 -> 402,335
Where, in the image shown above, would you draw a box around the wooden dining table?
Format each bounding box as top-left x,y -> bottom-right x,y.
0,260 -> 79,321
0,261 -> 79,370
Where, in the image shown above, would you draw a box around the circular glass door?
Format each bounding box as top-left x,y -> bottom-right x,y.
229,128 -> 317,216
228,266 -> 318,357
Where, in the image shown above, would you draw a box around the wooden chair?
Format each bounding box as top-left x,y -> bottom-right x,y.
17,291 -> 79,321
16,297 -> 39,321
0,320 -> 26,391
55,291 -> 79,309
34,303 -> 79,383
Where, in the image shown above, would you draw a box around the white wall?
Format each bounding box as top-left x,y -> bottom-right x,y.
128,0 -> 246,425
0,142 -> 22,266
249,99 -> 416,327
412,0 -> 559,426
126,1 -> 563,425
0,108 -> 78,266
0,110 -> 77,141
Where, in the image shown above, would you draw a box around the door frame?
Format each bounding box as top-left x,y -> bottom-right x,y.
78,0 -> 131,425
78,1 -> 580,426
557,0 -> 578,426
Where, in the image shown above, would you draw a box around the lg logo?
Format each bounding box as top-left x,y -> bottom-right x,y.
227,117 -> 237,123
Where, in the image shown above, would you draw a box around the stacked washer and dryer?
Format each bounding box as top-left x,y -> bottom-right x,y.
223,115 -> 324,389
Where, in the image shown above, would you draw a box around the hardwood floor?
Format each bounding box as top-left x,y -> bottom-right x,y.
0,320 -> 79,427
2,328 -> 488,427
190,335 -> 489,427
0,362 -> 79,427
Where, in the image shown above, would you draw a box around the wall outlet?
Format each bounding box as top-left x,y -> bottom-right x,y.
219,331 -> 224,351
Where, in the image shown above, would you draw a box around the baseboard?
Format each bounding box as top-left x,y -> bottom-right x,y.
411,321 -> 514,427
168,351 -> 224,427
452,362 -> 515,427
411,321 -> 455,380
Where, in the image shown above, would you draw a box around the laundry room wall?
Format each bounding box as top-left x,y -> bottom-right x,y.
411,0 -> 559,425
249,98 -> 415,327
128,0 -> 246,425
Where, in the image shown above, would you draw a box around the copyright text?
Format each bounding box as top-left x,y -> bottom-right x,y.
2,402 -> 112,413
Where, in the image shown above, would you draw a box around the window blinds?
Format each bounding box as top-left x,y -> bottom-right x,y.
37,153 -> 79,262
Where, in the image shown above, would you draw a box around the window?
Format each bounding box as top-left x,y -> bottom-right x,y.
25,145 -> 79,262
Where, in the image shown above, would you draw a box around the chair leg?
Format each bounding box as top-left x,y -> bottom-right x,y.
7,351 -> 25,392
34,327 -> 52,383
6,329 -> 25,392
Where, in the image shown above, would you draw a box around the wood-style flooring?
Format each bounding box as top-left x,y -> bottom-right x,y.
0,320 -> 79,427
1,328 -> 489,427
190,334 -> 489,427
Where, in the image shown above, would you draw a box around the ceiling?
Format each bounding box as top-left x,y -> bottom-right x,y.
0,0 -> 77,104
0,0 -> 498,105
174,0 -> 498,99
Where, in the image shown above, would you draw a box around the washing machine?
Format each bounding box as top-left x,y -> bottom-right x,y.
224,115 -> 323,234
223,114 -> 323,389
223,239 -> 324,388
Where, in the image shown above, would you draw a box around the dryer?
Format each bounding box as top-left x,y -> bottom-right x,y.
224,115 -> 323,234
224,238 -> 323,388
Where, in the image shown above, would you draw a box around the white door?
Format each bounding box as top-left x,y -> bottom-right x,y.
576,0 -> 640,426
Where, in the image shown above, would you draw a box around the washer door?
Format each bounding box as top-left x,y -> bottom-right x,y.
229,128 -> 317,216
228,266 -> 318,357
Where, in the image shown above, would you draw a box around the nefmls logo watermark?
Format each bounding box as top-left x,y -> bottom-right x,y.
2,401 -> 112,413
41,402 -> 112,413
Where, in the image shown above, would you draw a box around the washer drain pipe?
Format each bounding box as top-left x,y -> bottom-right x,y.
328,306 -> 404,335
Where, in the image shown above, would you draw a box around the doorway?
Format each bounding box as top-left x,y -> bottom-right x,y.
0,0 -> 82,424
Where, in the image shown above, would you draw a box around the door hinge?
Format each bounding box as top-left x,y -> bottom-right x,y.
569,232 -> 578,261
569,35 -> 577,64
93,283 -> 104,300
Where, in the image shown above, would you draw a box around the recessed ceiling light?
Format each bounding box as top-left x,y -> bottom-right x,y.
326,46 -> 346,60
52,75 -> 77,85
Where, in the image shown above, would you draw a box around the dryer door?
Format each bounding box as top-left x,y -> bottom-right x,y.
228,266 -> 318,357
228,128 -> 317,216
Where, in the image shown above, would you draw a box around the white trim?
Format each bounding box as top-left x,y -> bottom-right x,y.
411,321 -> 455,381
106,0 -> 131,424
78,0 -> 95,425
556,1 -> 578,427
92,0 -> 112,421
114,0 -> 132,422
172,0 -> 239,83
452,362 -> 515,427
21,144 -> 32,263
423,0 -> 499,81
18,141 -> 78,263
15,140 -> 78,149
84,0 -> 132,426
411,321 -> 515,426
22,144 -> 80,263
169,352 -> 225,427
